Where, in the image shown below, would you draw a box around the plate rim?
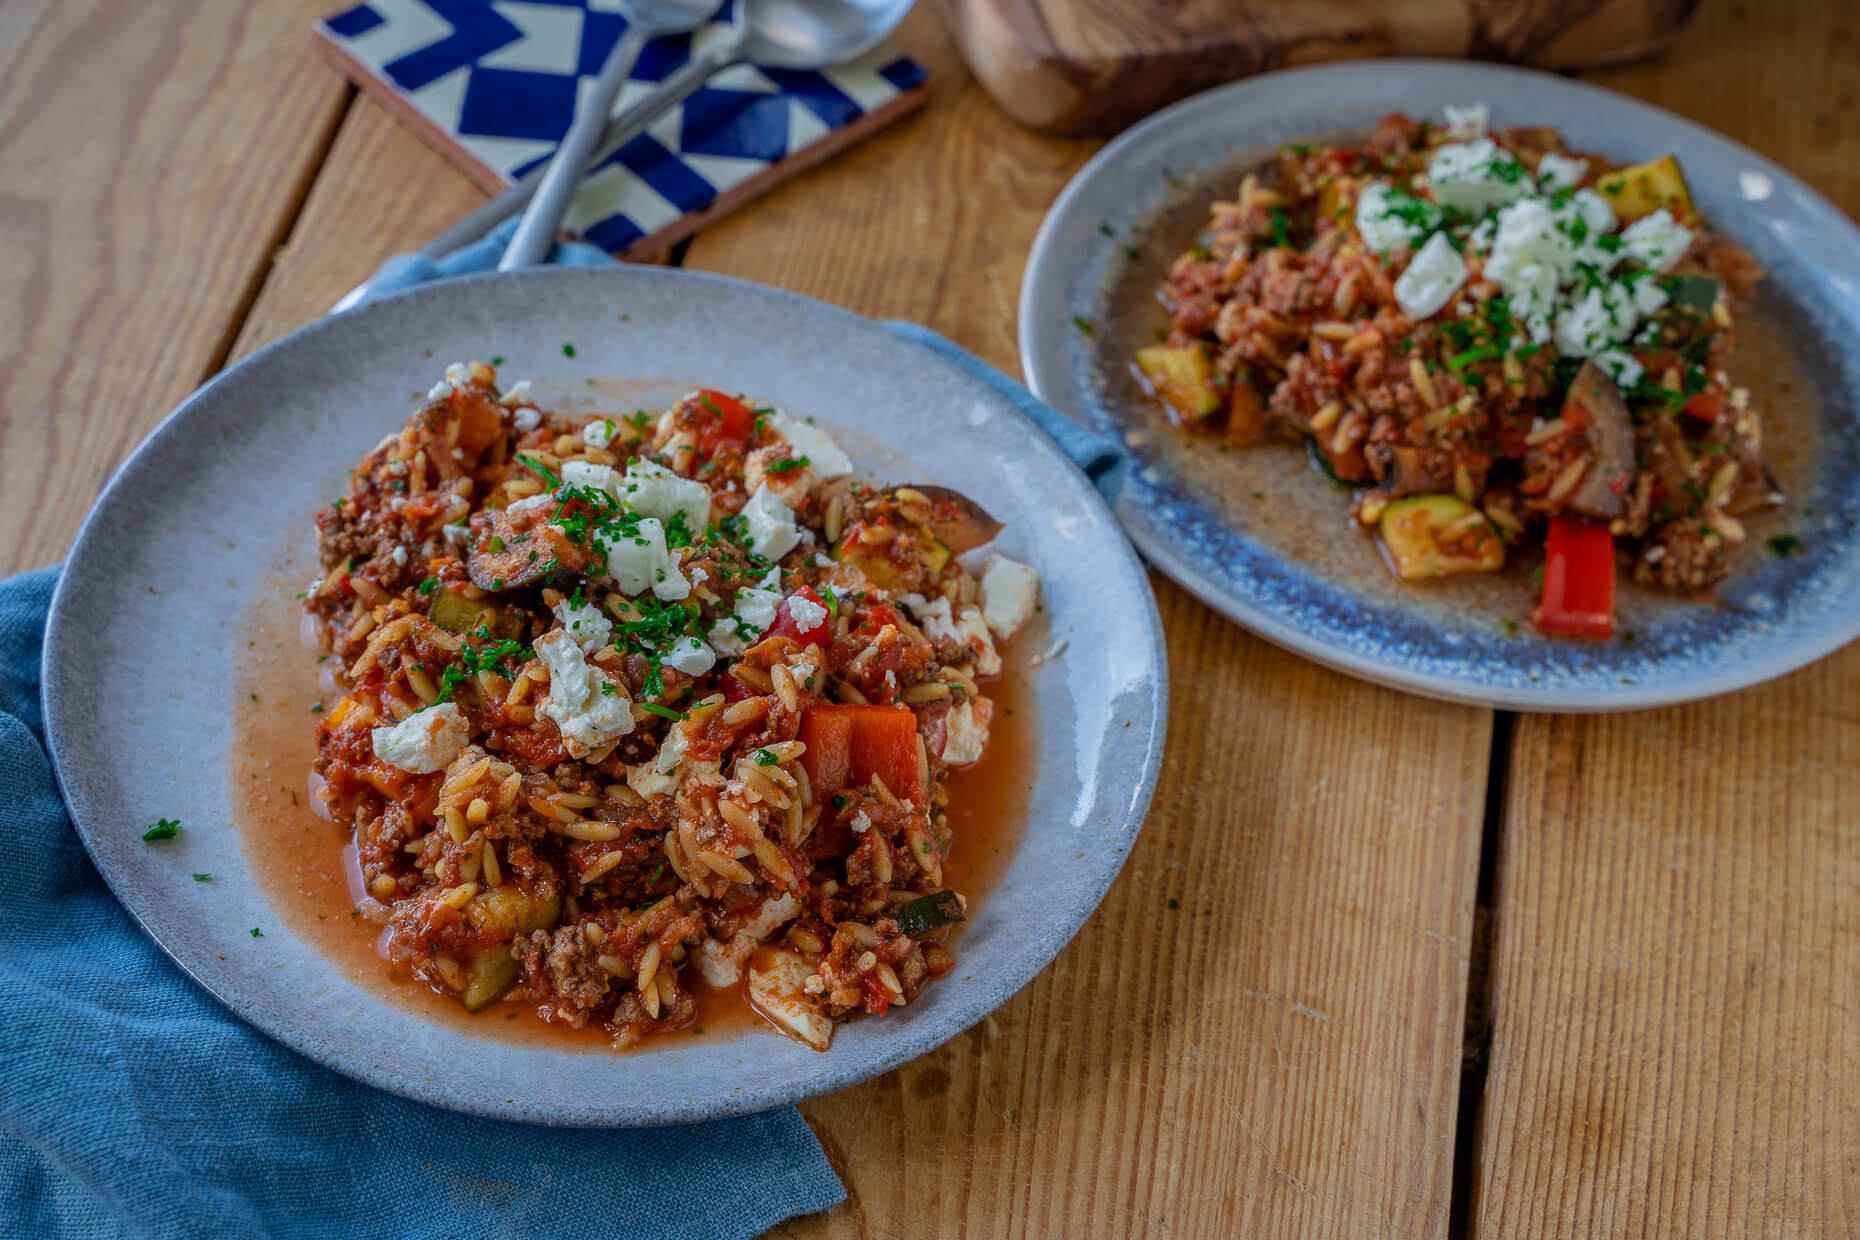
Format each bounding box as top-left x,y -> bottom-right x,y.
1019,57 -> 1860,713
42,263 -> 1170,1125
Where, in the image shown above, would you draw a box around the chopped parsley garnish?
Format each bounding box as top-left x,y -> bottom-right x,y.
417,576 -> 439,595
830,794 -> 849,809
1446,344 -> 1500,372
1071,315 -> 1097,336
249,928 -> 263,938
765,456 -> 809,474
562,343 -> 577,358
1769,534 -> 1802,557
437,633 -> 534,701
310,702 -> 324,713
485,537 -> 505,553
142,818 -> 180,842
514,453 -> 560,488
755,748 -> 778,766
1266,207 -> 1293,249
638,703 -> 686,721
491,355 -> 504,366
192,873 -> 212,882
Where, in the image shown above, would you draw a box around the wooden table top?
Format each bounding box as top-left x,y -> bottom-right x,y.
3,0 -> 1855,1234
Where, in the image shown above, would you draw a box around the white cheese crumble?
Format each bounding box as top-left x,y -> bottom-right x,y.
1619,208 -> 1694,272
710,582 -> 783,656
746,948 -> 834,1051
390,545 -> 408,567
663,634 -> 716,676
626,720 -> 712,800
1443,102 -> 1488,140
1394,232 -> 1467,322
767,412 -> 854,478
560,460 -> 622,499
1535,151 -> 1589,192
582,417 -> 618,449
786,594 -> 829,633
426,380 -> 452,401
596,517 -> 689,601
506,493 -> 555,516
1354,181 -> 1434,255
552,596 -> 612,654
512,407 -> 541,433
499,380 -> 535,408
535,630 -> 633,758
742,485 -> 801,562
443,362 -> 472,388
979,555 -> 1039,641
1428,139 -> 1534,215
618,459 -> 711,534
901,594 -> 999,675
696,893 -> 801,987
442,523 -> 471,547
941,698 -> 991,765
371,703 -> 469,774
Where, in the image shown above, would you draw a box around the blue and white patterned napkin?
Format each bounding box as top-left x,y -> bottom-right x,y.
317,0 -> 928,257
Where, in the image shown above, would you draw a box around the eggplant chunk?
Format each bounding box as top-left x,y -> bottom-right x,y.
1561,361 -> 1637,521
465,507 -> 586,592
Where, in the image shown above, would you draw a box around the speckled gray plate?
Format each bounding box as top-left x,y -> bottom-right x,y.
1022,60 -> 1860,711
41,267 -> 1166,1127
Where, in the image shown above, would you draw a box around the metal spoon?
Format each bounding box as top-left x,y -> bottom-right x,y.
498,0 -> 720,271
331,0 -> 913,307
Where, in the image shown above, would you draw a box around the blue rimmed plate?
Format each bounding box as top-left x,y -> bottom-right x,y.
1021,60 -> 1860,711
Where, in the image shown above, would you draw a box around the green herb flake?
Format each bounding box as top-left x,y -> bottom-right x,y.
417,576 -> 439,595
562,343 -> 577,358
1071,315 -> 1097,337
249,927 -> 263,938
1769,533 -> 1803,557
142,818 -> 181,842
765,456 -> 809,474
638,702 -> 686,721
192,873 -> 212,882
310,702 -> 324,713
755,748 -> 779,766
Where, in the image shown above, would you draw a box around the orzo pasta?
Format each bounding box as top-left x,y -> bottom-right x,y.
1139,103 -> 1780,640
304,364 -> 1040,1050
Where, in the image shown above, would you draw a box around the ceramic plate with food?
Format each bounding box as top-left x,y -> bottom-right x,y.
42,267 -> 1166,1125
1022,61 -> 1860,710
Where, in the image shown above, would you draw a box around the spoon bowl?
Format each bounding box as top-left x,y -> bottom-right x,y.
739,0 -> 916,68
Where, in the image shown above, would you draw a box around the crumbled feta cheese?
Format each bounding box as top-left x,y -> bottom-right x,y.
426,380 -> 452,401
742,485 -> 801,562
1619,207 -> 1694,271
1555,281 -> 1642,357
767,412 -> 854,478
786,594 -> 829,633
1591,348 -> 1645,389
902,594 -> 999,675
444,362 -> 472,388
1443,102 -> 1488,140
1394,232 -> 1467,321
663,634 -> 716,676
1354,180 -> 1434,255
979,555 -> 1039,641
582,417 -> 618,449
560,460 -> 622,500
1427,139 -> 1533,214
953,606 -> 1002,677
442,523 -> 471,546
371,703 -> 469,774
744,447 -> 813,509
1535,151 -> 1589,192
390,545 -> 408,567
506,493 -> 555,516
535,630 -> 633,758
596,517 -> 689,601
627,720 -> 702,800
553,596 -> 612,654
709,583 -> 783,656
618,459 -> 710,533
901,594 -> 961,645
940,697 -> 992,765
512,407 -> 541,433
848,811 -> 873,835
499,380 -> 535,408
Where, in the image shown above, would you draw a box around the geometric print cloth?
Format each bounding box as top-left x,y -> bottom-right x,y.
318,0 -> 928,255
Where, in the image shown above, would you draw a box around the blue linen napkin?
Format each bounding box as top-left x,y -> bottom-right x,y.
354,220 -> 1125,499
0,571 -> 844,1237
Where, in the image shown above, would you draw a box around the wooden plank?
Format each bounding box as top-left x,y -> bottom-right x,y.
683,12 -> 1490,1237
1477,2 -> 1860,1234
0,0 -> 351,574
230,93 -> 488,358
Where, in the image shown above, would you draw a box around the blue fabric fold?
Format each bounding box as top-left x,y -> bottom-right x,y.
0,567 -> 843,1239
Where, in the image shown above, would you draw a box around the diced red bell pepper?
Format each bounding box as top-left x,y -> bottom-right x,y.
1534,516 -> 1616,640
692,389 -> 754,456
848,599 -> 900,638
765,586 -> 831,647
799,704 -> 924,802
1682,388 -> 1723,424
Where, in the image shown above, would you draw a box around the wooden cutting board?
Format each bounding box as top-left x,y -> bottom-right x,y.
940,0 -> 1698,135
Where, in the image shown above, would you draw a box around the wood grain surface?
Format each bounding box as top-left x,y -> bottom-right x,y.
938,0 -> 1698,136
1473,4 -> 1860,1236
5,0 -> 1859,1235
0,0 -> 351,576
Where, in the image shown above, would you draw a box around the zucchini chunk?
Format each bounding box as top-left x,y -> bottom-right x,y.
1379,495 -> 1506,580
